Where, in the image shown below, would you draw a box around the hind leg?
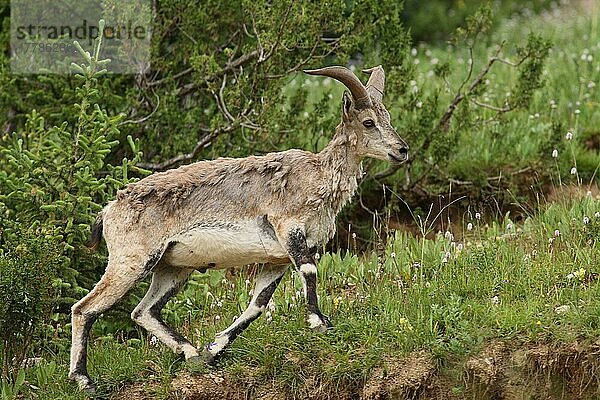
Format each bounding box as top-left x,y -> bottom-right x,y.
69,256 -> 150,393
131,265 -> 198,359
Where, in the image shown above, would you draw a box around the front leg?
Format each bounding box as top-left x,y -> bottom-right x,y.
283,226 -> 333,332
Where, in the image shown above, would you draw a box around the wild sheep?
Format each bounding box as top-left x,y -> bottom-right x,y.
69,65 -> 409,392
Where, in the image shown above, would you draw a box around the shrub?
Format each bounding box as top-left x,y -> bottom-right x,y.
0,230 -> 61,384
0,25 -> 145,335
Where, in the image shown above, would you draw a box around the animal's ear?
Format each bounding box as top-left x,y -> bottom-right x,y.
342,91 -> 353,121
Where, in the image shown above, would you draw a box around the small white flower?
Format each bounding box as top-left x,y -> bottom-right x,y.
457,243 -> 463,251
570,167 -> 577,175
554,229 -> 560,237
411,48 -> 417,57
552,149 -> 558,158
574,109 -> 581,115
587,190 -> 592,197
390,252 -> 396,258
444,231 -> 453,241
491,295 -> 500,305
314,252 -> 320,260
595,212 -> 600,218
214,315 -> 221,321
352,232 -> 356,239
566,131 -> 573,140
467,222 -> 473,231
416,100 -> 423,108
475,212 -> 481,220
150,336 -> 158,346
265,310 -> 272,322
506,223 -> 513,230
583,216 -> 590,224
425,282 -> 431,288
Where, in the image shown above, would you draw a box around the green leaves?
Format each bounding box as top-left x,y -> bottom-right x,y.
0,20 -> 145,345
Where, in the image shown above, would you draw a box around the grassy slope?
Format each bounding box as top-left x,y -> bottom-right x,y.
14,4 -> 600,400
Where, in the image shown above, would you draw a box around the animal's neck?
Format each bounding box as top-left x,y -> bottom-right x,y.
318,124 -> 363,214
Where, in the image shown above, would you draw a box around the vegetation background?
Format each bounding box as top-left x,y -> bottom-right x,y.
0,0 -> 599,398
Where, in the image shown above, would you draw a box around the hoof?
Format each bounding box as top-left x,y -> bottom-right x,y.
312,323 -> 334,333
70,372 -> 97,394
187,349 -> 216,366
311,314 -> 334,333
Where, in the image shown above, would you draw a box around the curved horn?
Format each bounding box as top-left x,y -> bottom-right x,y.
362,65 -> 385,102
304,66 -> 371,109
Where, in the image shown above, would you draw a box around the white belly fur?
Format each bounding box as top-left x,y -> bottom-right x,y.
162,219 -> 290,268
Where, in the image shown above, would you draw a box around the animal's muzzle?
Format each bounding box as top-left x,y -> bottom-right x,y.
389,145 -> 409,164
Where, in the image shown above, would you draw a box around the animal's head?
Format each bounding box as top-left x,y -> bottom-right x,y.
304,65 -> 408,164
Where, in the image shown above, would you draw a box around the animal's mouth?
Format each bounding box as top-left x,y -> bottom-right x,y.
388,152 -> 408,164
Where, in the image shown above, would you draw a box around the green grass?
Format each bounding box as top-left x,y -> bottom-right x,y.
15,189 -> 600,399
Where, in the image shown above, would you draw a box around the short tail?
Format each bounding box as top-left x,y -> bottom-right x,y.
88,212 -> 104,251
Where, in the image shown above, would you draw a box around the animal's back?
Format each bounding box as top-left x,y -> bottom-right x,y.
100,149 -> 325,254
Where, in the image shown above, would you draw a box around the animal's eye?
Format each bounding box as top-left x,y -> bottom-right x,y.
362,119 -> 375,128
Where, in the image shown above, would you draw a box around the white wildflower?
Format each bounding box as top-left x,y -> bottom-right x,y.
570,167 -> 577,175
552,149 -> 558,158
467,222 -> 473,231
584,216 -> 590,224
566,131 -> 573,140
